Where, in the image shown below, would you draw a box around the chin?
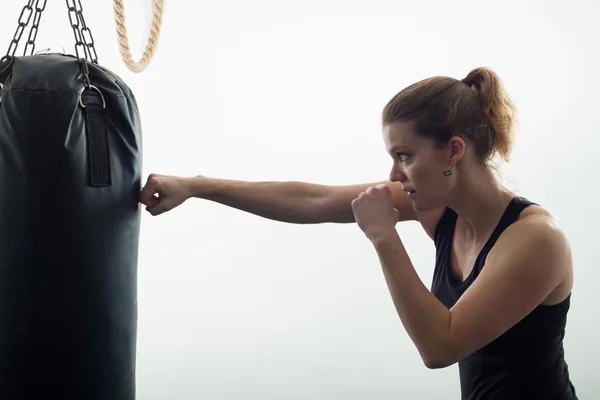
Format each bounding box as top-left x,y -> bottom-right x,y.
411,196 -> 444,213
412,202 -> 431,213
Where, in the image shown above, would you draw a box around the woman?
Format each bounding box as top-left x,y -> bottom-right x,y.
139,67 -> 578,399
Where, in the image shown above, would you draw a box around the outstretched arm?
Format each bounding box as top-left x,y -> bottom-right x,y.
140,174 -> 419,223
191,178 -> 409,224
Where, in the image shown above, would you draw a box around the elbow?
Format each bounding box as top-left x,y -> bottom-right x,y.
421,349 -> 457,370
423,356 -> 453,370
421,320 -> 460,369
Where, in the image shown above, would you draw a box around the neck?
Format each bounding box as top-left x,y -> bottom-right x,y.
446,165 -> 514,242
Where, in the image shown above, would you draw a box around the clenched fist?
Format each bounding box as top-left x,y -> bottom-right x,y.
351,184 -> 399,241
139,174 -> 193,216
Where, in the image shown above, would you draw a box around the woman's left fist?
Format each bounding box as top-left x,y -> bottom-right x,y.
351,184 -> 399,241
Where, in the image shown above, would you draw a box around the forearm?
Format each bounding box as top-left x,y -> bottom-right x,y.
372,233 -> 453,368
188,177 -> 351,224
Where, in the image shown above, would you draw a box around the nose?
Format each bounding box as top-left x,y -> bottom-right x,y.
389,164 -> 407,184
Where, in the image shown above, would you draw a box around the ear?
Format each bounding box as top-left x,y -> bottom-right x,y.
447,136 -> 466,165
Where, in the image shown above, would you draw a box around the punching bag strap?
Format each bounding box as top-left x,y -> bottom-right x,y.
80,86 -> 111,187
66,1 -> 111,187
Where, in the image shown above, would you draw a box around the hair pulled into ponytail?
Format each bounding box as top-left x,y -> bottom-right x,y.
462,67 -> 517,162
382,67 -> 517,164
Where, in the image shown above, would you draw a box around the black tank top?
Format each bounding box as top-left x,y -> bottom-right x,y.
431,196 -> 578,400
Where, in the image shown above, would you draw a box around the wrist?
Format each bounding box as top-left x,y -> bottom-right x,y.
186,176 -> 221,199
369,228 -> 400,247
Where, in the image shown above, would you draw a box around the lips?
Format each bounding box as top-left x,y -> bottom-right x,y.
404,189 -> 416,198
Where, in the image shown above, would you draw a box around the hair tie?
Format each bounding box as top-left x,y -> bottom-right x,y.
461,79 -> 478,94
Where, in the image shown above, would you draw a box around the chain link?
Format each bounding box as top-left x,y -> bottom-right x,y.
6,0 -> 98,63
76,5 -> 98,63
23,0 -> 48,56
4,0 -> 100,91
66,0 -> 98,63
66,0 -> 101,88
6,1 -> 35,57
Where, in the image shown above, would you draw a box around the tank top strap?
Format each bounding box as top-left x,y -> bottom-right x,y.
433,196 -> 537,245
434,206 -> 458,246
481,196 -> 538,250
472,196 -> 539,276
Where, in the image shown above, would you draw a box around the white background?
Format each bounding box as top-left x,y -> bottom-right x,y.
2,0 -> 599,398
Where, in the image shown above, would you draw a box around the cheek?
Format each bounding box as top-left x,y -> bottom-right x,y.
405,161 -> 430,182
408,161 -> 444,191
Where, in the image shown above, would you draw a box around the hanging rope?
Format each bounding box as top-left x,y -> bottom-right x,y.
113,0 -> 164,73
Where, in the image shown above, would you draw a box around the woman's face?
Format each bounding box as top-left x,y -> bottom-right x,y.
383,122 -> 463,212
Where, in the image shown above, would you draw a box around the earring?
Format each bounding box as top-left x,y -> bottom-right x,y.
443,165 -> 454,176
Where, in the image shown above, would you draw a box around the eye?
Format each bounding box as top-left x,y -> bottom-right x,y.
396,152 -> 411,162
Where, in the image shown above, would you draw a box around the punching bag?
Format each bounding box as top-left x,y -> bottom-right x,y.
0,2 -> 141,399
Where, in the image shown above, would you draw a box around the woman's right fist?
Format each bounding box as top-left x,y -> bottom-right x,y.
139,174 -> 192,216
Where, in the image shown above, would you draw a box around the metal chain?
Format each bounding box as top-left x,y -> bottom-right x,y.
5,1 -> 35,57
66,0 -> 100,89
66,0 -> 98,63
77,4 -> 98,63
3,1 -> 101,95
6,0 -> 97,64
23,0 -> 48,56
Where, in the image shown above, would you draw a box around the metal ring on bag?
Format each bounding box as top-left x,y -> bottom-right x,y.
0,83 -> 3,107
0,56 -> 13,75
78,84 -> 105,109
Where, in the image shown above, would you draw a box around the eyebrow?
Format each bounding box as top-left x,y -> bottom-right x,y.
389,145 -> 411,152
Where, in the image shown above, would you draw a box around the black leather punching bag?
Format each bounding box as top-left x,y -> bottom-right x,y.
0,2 -> 141,399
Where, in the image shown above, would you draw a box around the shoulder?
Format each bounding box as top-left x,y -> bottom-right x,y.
487,204 -> 573,297
496,205 -> 570,259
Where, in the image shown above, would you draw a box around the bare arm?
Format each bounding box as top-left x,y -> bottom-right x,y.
370,213 -> 569,369
188,177 -> 418,224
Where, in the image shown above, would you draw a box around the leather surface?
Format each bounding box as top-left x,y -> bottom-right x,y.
0,54 -> 141,399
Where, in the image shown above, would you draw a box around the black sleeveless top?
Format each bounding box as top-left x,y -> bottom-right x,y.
431,196 -> 578,400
